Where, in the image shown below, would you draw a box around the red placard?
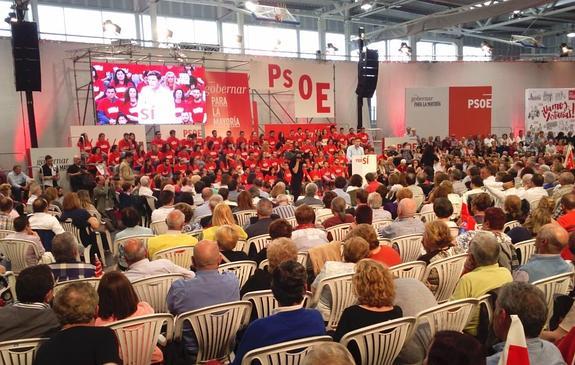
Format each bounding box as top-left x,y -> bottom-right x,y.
449,86 -> 492,138
204,71 -> 253,137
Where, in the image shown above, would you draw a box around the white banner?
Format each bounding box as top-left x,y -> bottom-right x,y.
352,154 -> 378,183
405,87 -> 449,138
525,88 -> 575,134
70,125 -> 147,152
159,124 -> 205,140
250,59 -> 335,118
29,147 -> 76,191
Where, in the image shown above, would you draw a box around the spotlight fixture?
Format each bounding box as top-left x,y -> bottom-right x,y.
480,41 -> 493,56
3,11 -> 16,25
327,42 -> 339,52
103,20 -> 121,36
398,42 -> 412,57
567,32 -> 575,38
361,3 -> 373,11
560,42 -> 573,57
245,1 -> 258,11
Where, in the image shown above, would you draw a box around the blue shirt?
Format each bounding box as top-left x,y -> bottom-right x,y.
232,307 -> 325,365
514,254 -> 573,283
167,270 -> 240,352
487,338 -> 566,365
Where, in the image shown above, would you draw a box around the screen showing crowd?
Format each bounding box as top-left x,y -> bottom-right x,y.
91,63 -> 207,125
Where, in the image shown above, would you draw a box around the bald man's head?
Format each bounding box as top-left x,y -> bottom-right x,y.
192,240 -> 221,270
123,238 -> 147,265
201,187 -> 213,200
397,198 -> 417,218
561,193 -> 575,212
536,223 -> 569,254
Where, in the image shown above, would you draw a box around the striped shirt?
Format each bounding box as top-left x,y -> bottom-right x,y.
49,262 -> 96,282
272,205 -> 296,219
0,214 -> 14,231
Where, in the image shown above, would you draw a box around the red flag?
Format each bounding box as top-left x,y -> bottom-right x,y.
565,144 -> 574,170
94,254 -> 103,278
498,315 -> 530,365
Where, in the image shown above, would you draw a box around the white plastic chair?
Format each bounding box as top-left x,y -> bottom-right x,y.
515,239 -> 537,266
285,216 -> 297,228
234,240 -> 247,253
150,220 -> 168,235
53,277 -> 101,296
241,336 -> 332,365
422,253 -> 468,302
389,261 -> 427,281
311,272 -> 356,331
419,211 -> 437,223
174,301 -> 252,364
0,230 -> 15,240
533,271 -> 573,329
132,273 -> 185,313
152,245 -> 194,269
413,194 -> 425,211
0,239 -> 40,274
1,271 -> 16,302
0,338 -> 47,365
340,317 -> 417,365
218,261 -> 257,287
242,290 -> 313,319
316,212 -> 333,225
326,223 -> 351,242
234,210 -> 257,227
372,219 -> 393,232
245,234 -> 271,255
416,298 -> 478,338
391,234 -> 424,262
61,219 -> 106,266
106,313 -> 173,365
503,220 -> 521,233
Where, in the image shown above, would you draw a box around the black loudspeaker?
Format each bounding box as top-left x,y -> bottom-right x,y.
355,48 -> 378,98
11,21 -> 41,92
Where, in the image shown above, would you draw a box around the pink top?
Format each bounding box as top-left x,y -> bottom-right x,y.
95,301 -> 163,364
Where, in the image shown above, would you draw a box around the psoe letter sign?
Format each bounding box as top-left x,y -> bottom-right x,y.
467,98 -> 492,109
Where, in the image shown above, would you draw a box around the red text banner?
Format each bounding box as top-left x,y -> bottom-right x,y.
449,86 -> 492,138
250,60 -> 335,118
204,71 -> 253,137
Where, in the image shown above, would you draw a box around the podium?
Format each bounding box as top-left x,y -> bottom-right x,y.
351,154 -> 378,181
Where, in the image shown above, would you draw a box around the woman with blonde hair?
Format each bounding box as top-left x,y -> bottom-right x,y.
334,259 -> 402,363
270,182 -> 287,200
216,224 -> 249,262
201,203 -> 247,241
519,197 -> 556,237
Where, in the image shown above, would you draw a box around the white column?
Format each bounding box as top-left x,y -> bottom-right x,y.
318,18 -> 326,59
237,12 -> 245,54
149,1 -> 159,47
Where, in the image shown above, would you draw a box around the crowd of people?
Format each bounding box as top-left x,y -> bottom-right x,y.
0,125 -> 574,365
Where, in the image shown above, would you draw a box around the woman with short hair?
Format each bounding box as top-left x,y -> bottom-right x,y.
322,197 -> 354,229
95,271 -> 162,364
60,192 -> 101,260
216,225 -> 249,262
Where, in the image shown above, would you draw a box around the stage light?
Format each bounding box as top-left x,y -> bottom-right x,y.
398,42 -> 412,57
567,32 -> 575,38
560,42 -> 573,57
480,41 -> 493,56
245,1 -> 258,11
4,11 -> 16,25
327,43 -> 339,52
103,20 -> 121,36
361,3 -> 373,11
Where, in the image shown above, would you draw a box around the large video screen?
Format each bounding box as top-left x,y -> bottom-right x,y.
91,63 -> 206,125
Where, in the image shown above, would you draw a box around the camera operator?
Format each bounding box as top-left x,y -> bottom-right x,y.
288,150 -> 304,201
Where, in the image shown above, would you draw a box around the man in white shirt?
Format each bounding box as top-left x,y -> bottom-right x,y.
123,238 -> 195,282
137,71 -> 176,124
523,174 -> 549,211
151,190 -> 175,222
28,198 -> 65,235
193,187 -> 214,220
346,138 -> 364,176
484,174 -> 524,208
7,165 -> 32,202
462,176 -> 486,207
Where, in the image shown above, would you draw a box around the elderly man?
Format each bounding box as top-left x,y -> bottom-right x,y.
147,210 -> 198,258
295,183 -> 322,207
123,238 -> 195,281
487,282 -> 565,365
7,164 -> 32,201
193,187 -> 214,220
6,215 -> 47,266
34,282 -> 121,365
0,265 -> 60,341
28,197 -> 65,235
272,194 -> 295,219
150,190 -> 175,222
167,240 -> 240,353
332,176 -> 351,206
553,172 -> 575,202
558,193 -> 575,233
379,198 -> 425,239
451,231 -> 513,336
48,232 -> 95,282
197,194 -> 223,228
514,223 -> 571,283
245,198 -> 276,239
136,175 -> 154,197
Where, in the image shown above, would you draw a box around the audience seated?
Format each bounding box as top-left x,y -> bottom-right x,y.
232,261 -> 325,365
451,231 -> 513,336
253,218 -> 293,265
115,207 -> 153,240
28,197 -> 65,235
235,190 -> 255,212
147,210 -> 198,258
322,197 -> 354,229
426,331 -> 485,365
6,215 -> 48,266
34,282 -> 121,365
174,202 -> 196,232
352,205 -> 373,227
292,205 -> 329,251
379,198 -> 425,239
0,264 -> 60,341
295,183 -> 322,207
558,193 -> 575,233
514,223 -> 571,283
272,194 -> 295,219
48,232 -> 96,282
245,198 -> 276,237
487,282 -> 565,365
201,203 -> 247,241
368,192 -> 392,221
303,342 -> 355,365
167,240 -> 239,354
312,237 -> 370,321
60,192 -> 101,257
151,189 -> 175,222
123,238 -> 194,281
346,223 -> 401,267
95,271 -> 162,364
216,225 -> 249,263
347,174 -> 363,207
0,196 -> 15,230
334,259 -> 402,363
197,194 -> 223,228
433,197 -> 459,236
333,176 -> 351,206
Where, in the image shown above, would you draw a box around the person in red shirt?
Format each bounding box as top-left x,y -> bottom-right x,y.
166,130 -> 180,151
145,144 -> 161,165
365,172 -> 382,193
87,147 -> 103,165
222,130 -> 235,148
189,88 -> 207,124
120,86 -> 139,123
173,158 -> 188,175
160,144 -> 175,163
110,68 -> 134,99
117,133 -> 131,152
357,127 -> 370,146
236,131 -> 247,148
558,194 -> 575,260
151,131 -> 165,149
92,66 -> 105,101
95,133 -> 111,154
97,87 -> 122,125
156,159 -> 173,177
249,131 -> 260,146
173,89 -> 190,124
107,145 -> 121,166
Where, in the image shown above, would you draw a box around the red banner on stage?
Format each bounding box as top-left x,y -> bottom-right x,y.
263,123 -> 335,137
204,71 -> 253,137
449,86 -> 492,138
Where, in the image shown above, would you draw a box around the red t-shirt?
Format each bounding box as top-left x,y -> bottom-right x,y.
369,246 -> 402,267
117,139 -> 131,152
558,211 -> 575,233
120,102 -> 138,123
95,140 -> 111,154
189,99 -> 206,123
167,137 -> 180,151
97,98 -> 122,123
151,138 -> 165,149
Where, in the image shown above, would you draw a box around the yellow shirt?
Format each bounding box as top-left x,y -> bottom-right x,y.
201,224 -> 248,241
450,263 -> 513,336
147,233 -> 198,259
